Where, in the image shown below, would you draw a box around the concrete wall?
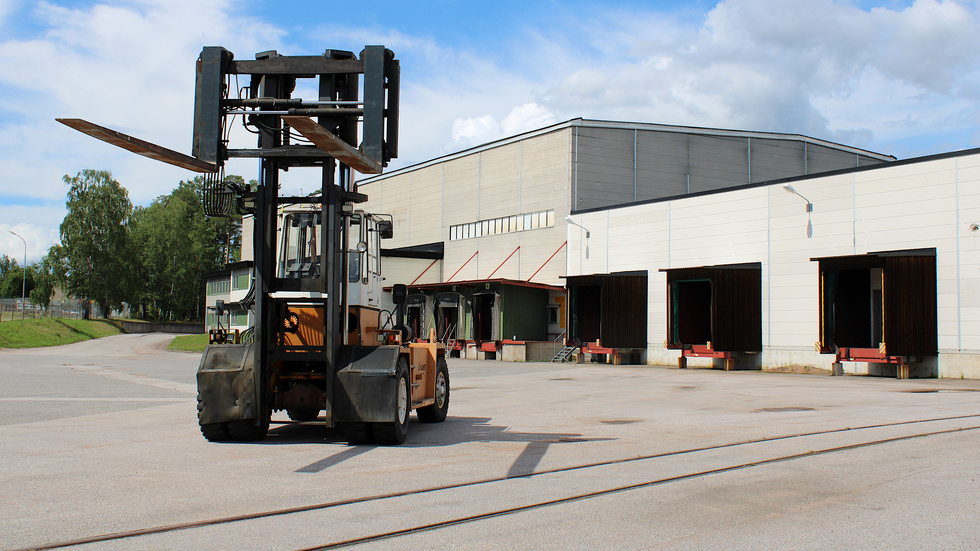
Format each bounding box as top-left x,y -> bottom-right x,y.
360,129 -> 572,287
118,320 -> 204,334
569,151 -> 980,378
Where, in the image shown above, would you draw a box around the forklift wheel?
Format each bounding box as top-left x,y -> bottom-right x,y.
372,359 -> 410,445
287,408 -> 320,422
200,423 -> 230,442
341,422 -> 373,445
417,357 -> 449,423
226,412 -> 270,442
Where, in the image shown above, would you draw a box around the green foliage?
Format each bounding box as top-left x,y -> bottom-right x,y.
53,170 -> 245,322
0,318 -> 123,348
0,265 -> 32,298
130,177 -> 224,321
59,170 -> 134,317
0,254 -> 15,280
30,256 -> 57,310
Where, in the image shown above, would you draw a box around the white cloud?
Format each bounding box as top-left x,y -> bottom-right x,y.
1,218 -> 61,263
451,115 -> 500,146
4,0 -> 980,258
449,103 -> 557,149
501,103 -> 557,135
527,0 -> 980,157
0,0 -> 286,253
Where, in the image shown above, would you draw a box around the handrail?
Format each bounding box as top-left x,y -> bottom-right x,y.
554,330 -> 566,357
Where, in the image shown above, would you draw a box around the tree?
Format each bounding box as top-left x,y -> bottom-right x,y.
130,176 -> 239,321
30,257 -> 57,311
59,170 -> 134,317
0,265 -> 32,299
0,254 -> 15,281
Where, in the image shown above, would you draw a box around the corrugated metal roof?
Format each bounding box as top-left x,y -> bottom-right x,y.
357,118 -> 895,186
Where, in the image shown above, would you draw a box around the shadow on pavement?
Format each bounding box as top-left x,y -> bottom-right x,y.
267,416 -> 613,475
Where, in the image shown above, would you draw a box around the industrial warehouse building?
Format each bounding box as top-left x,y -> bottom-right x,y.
209,118 -> 980,379
360,119 -> 980,375
563,149 -> 979,379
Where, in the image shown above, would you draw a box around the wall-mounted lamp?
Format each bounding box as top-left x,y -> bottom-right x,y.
564,214 -> 591,259
782,184 -> 812,213
781,184 -> 813,238
563,215 -> 590,238
970,223 -> 979,232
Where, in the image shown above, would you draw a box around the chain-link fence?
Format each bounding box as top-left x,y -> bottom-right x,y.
0,298 -> 92,322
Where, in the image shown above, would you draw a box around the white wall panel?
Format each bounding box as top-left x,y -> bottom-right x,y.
569,150 -> 980,374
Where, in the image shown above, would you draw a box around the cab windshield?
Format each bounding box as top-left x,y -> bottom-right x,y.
279,212 -> 322,278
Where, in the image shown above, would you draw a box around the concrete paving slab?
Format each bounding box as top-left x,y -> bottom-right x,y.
1,335 -> 979,550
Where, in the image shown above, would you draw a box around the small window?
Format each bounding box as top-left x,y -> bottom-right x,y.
548,305 -> 560,324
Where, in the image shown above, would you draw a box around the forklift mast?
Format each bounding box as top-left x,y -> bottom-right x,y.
59,45 -> 447,445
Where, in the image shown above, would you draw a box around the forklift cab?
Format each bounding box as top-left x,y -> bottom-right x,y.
277,208 -> 392,311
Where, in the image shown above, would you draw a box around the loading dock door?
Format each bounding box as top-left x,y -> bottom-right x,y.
566,271 -> 648,349
569,283 -> 601,343
663,263 -> 762,352
435,292 -> 462,340
673,280 -> 712,344
472,292 -> 500,342
406,294 -> 426,341
814,249 -> 937,357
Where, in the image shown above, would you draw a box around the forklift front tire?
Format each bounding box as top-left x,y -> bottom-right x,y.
417,357 -> 449,423
372,359 -> 410,445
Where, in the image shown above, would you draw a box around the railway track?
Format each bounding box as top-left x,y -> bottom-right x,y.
20,413 -> 980,551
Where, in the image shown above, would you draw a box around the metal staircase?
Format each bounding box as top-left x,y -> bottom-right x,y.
442,324 -> 457,357
551,331 -> 575,362
552,344 -> 576,362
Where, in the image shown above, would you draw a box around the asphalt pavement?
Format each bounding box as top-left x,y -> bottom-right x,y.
1,334 -> 979,550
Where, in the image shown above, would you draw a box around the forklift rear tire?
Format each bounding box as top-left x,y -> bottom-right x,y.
226,409 -> 271,442
416,357 -> 449,423
287,408 -> 320,422
372,359 -> 410,445
200,422 -> 230,442
341,422 -> 373,445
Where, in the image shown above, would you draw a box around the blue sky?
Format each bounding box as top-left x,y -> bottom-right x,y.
1,0 -> 978,262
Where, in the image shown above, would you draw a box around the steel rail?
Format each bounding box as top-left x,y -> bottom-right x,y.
304,424 -> 980,550
17,413 -> 980,551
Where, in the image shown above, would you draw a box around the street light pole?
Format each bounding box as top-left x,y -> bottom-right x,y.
9,231 -> 26,320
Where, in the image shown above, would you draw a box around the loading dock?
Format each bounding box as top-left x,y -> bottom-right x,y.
813,248 -> 938,378
434,292 -> 465,355
565,271 -> 648,364
406,293 -> 427,342
662,263 -> 762,370
395,280 -> 562,359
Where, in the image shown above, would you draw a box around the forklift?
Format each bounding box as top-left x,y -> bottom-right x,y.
58,45 -> 449,444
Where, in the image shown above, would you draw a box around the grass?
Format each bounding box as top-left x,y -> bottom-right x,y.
167,333 -> 210,352
0,318 -> 125,349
